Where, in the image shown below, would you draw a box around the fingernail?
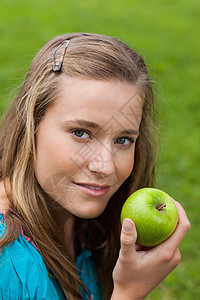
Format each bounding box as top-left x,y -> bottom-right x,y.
123,218 -> 133,233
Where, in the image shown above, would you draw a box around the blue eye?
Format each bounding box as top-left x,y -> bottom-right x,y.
72,130 -> 90,139
115,137 -> 135,145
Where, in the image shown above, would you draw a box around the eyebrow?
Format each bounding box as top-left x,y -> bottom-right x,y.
63,119 -> 139,135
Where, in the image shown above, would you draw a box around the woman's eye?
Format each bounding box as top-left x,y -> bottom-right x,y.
72,130 -> 90,139
115,137 -> 134,145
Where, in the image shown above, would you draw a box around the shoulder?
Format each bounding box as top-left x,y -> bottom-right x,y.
0,180 -> 63,300
0,229 -> 63,299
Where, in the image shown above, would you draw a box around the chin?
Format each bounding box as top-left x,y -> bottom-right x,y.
74,206 -> 106,219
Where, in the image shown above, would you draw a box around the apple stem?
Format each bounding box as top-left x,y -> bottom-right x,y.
157,204 -> 166,211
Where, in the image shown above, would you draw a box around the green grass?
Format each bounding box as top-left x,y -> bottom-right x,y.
0,0 -> 199,298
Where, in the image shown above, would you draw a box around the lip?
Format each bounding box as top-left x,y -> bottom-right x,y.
74,182 -> 111,197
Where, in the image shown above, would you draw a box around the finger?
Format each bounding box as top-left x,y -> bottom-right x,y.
155,201 -> 190,252
162,247 -> 182,271
167,201 -> 190,245
120,218 -> 137,261
135,243 -> 143,251
172,247 -> 182,268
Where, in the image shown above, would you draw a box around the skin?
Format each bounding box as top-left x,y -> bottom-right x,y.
34,77 -> 143,222
0,77 -> 190,299
111,201 -> 190,299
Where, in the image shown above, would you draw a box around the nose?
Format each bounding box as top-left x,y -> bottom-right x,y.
87,145 -> 115,177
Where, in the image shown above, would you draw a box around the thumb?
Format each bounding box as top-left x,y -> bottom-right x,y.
120,218 -> 137,258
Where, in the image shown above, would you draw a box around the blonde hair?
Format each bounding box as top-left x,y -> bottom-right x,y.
0,33 -> 158,299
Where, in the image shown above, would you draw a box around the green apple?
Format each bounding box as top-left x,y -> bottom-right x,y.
121,188 -> 178,247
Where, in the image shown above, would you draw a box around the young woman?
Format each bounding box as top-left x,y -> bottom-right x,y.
0,33 -> 190,299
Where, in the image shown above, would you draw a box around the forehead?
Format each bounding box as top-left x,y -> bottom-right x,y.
49,77 -> 143,129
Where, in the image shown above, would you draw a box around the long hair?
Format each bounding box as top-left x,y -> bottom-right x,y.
0,33 -> 159,299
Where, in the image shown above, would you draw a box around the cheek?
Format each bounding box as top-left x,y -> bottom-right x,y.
115,149 -> 135,182
40,172 -> 78,205
34,133 -> 86,188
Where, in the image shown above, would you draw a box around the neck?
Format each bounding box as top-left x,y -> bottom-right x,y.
63,215 -> 75,258
47,196 -> 76,257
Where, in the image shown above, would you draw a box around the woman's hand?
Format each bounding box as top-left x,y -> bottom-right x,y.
111,201 -> 190,300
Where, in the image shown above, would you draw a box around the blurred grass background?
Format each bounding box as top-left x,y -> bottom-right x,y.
0,0 -> 199,298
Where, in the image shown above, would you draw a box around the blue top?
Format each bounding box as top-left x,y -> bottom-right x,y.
0,213 -> 102,300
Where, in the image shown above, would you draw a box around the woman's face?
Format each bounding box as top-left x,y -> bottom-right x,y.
34,77 -> 143,219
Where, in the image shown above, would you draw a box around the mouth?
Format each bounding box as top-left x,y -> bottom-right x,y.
73,182 -> 111,197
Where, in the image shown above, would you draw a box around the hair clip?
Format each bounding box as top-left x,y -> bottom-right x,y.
52,40 -> 70,72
